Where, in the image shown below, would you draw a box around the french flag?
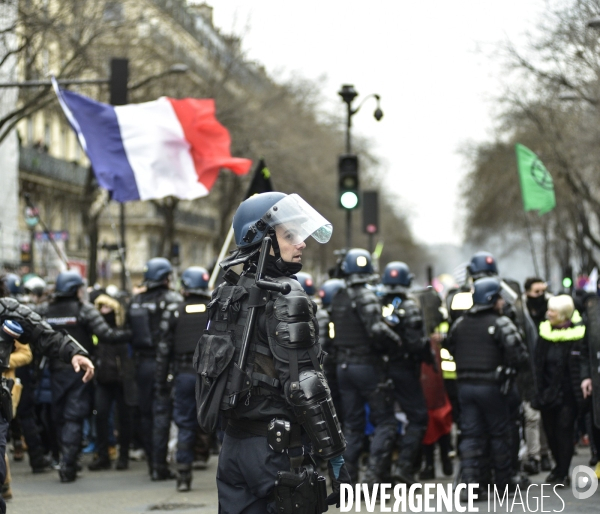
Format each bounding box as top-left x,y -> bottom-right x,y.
52,79 -> 252,202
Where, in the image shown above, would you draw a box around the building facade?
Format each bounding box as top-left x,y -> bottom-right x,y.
7,1 -> 261,286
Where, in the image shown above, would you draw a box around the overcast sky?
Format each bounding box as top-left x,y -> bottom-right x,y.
205,0 -> 547,245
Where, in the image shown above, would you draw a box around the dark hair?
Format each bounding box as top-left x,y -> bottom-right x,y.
0,274 -> 9,298
524,277 -> 545,292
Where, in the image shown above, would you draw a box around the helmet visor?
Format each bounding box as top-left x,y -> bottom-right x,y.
262,194 -> 332,244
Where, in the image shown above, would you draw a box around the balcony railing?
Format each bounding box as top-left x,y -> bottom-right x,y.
19,146 -> 88,187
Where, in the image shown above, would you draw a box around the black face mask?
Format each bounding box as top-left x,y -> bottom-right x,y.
264,255 -> 303,277
102,310 -> 117,328
527,295 -> 547,313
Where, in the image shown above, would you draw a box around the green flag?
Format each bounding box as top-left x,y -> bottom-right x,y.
515,144 -> 556,215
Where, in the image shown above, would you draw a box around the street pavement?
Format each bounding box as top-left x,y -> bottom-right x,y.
7,447 -> 600,513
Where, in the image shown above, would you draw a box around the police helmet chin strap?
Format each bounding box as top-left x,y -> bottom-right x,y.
269,227 -> 303,275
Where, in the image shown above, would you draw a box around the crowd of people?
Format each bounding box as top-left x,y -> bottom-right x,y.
0,193 -> 598,512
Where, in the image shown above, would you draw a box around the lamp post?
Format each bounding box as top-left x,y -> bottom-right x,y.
337,84 -> 383,248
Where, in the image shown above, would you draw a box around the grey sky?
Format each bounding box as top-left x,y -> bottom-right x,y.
205,0 -> 546,245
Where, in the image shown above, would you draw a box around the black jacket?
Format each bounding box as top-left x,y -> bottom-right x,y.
534,315 -> 585,410
37,298 -> 131,352
0,297 -> 89,362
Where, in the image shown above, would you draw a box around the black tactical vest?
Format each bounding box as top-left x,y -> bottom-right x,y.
45,299 -> 93,354
453,311 -> 503,373
330,287 -> 371,355
174,296 -> 209,356
129,288 -> 169,352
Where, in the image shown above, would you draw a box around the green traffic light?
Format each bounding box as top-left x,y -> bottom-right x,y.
340,191 -> 359,209
562,277 -> 572,288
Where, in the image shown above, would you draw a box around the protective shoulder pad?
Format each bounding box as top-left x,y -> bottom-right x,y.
266,282 -> 318,364
165,291 -> 183,303
400,299 -> 423,329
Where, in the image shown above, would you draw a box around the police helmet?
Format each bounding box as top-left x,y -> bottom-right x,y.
55,270 -> 84,297
472,276 -> 502,310
467,251 -> 498,280
181,266 -> 210,294
4,273 -> 22,296
340,249 -> 373,275
381,261 -> 413,288
225,192 -> 332,268
143,258 -> 173,288
295,272 -> 315,296
319,279 -> 344,307
23,276 -> 46,296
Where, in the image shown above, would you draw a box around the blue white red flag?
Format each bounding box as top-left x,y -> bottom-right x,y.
52,79 -> 252,202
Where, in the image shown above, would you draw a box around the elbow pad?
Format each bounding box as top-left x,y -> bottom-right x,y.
288,370 -> 346,459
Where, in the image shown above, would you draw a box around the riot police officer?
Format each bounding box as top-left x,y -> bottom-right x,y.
196,192 -> 349,513
155,266 -> 211,492
445,277 -> 528,497
467,252 -> 498,281
0,282 -> 93,512
4,274 -> 23,301
330,248 -> 400,485
127,258 -> 182,480
317,279 -> 345,423
379,261 -> 430,485
37,270 -> 130,482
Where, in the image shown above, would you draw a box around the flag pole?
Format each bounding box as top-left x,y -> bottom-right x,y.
208,225 -> 234,290
208,159 -> 272,290
524,211 -> 541,277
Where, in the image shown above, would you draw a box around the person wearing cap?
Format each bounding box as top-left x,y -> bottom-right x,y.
126,258 -> 182,480
0,276 -> 94,511
445,276 -> 528,500
36,270 -> 130,482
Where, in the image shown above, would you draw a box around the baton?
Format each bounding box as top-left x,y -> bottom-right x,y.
229,236 -> 291,407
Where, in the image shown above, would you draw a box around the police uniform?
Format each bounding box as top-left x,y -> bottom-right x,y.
156,281 -> 210,491
0,297 -> 91,510
330,249 -> 400,485
128,283 -> 181,478
38,293 -> 130,481
195,192 -> 348,513
380,291 -> 430,484
445,277 -> 528,493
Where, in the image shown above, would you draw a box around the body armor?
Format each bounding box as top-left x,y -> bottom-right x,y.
330,287 -> 371,356
174,297 -> 209,356
129,288 -> 180,354
195,273 -> 345,459
450,311 -> 503,376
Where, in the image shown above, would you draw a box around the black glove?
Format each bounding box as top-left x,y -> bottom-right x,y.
327,456 -> 352,507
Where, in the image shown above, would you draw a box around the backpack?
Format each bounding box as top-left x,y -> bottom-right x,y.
194,277 -> 270,433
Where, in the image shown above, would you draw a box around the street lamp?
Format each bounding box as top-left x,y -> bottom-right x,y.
337,84 -> 383,248
588,16 -> 600,29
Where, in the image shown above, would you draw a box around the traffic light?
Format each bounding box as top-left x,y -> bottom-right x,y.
338,154 -> 359,209
110,58 -> 129,106
562,264 -> 573,292
362,190 -> 379,234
